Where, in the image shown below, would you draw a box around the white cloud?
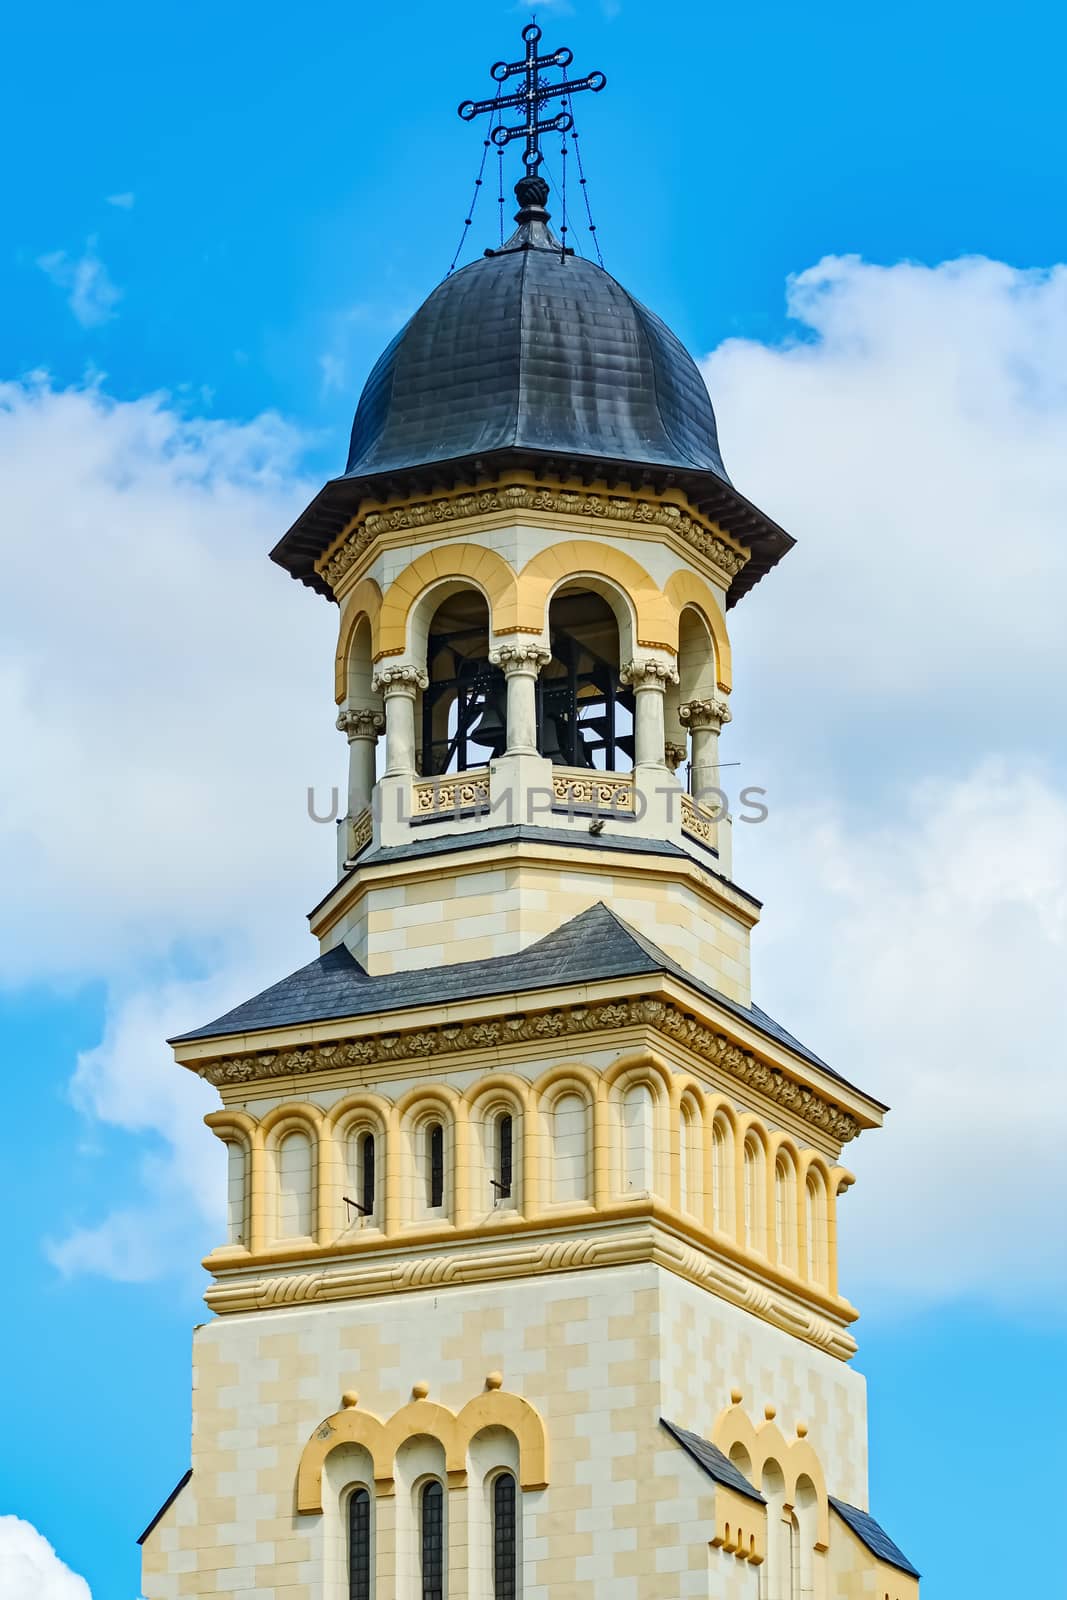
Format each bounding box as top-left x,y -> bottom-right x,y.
0,1516 -> 92,1600
0,377 -> 337,1277
106,192 -> 135,209
743,763 -> 1067,1308
702,256 -> 1067,1307
37,239 -> 122,327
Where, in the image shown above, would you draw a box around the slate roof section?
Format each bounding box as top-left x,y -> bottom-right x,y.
341,243 -> 731,486
829,1497 -> 920,1578
660,1419 -> 765,1503
170,903 -> 854,1100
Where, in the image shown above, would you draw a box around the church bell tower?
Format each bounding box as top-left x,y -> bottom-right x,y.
140,25 -> 920,1600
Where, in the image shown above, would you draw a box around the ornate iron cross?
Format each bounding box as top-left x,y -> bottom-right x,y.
458,21 -> 606,176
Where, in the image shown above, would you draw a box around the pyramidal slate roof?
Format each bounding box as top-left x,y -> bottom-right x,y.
171,903 -> 845,1092
660,1419 -> 765,1502
829,1497 -> 920,1578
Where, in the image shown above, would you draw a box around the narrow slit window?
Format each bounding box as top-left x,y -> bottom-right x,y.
496,1113 -> 513,1201
360,1132 -> 375,1217
421,1479 -> 444,1600
492,1471 -> 517,1598
348,1487 -> 371,1600
428,1123 -> 444,1209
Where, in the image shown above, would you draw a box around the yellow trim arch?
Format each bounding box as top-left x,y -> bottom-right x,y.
335,579 -> 383,703
664,570 -> 732,692
512,540 -> 676,650
296,1384 -> 548,1511
376,545 -> 517,658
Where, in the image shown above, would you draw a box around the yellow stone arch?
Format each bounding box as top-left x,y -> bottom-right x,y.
296,1383 -> 548,1511
664,570 -> 732,692
376,544 -> 517,659
712,1397 -> 831,1550
510,540 -> 676,651
334,578 -> 383,703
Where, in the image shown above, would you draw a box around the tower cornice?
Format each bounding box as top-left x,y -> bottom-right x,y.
318,471 -> 750,602
174,972 -> 881,1148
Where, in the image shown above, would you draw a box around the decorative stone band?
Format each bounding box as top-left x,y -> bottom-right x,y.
680,696 -> 732,730
550,769 -> 636,814
202,1217 -> 858,1360
681,793 -> 723,847
488,642 -> 553,675
320,479 -> 750,592
196,996 -> 860,1144
619,658 -> 680,690
350,808 -> 373,856
413,771 -> 491,816
336,707 -> 385,739
371,664 -> 429,695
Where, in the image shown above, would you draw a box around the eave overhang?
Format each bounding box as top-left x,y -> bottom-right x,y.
270,446 -> 794,609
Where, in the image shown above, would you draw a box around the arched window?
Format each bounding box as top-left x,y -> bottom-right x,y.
277,1128 -> 313,1239
492,1471 -> 518,1598
712,1115 -> 733,1233
679,1100 -> 702,1217
360,1133 -> 376,1217
494,1112 -> 513,1202
805,1172 -> 828,1286
421,1479 -> 445,1600
552,1093 -> 588,1203
743,1133 -> 766,1255
622,1083 -> 654,1192
421,590 -> 504,774
225,1140 -> 247,1245
542,588 -> 633,770
345,1128 -> 377,1224
348,1486 -> 371,1600
775,1154 -> 798,1271
427,1122 -> 445,1210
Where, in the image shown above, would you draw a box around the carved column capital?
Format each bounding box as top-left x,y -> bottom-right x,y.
619,658 -> 679,691
336,707 -> 385,739
372,664 -> 429,697
679,696 -> 732,730
664,740 -> 688,772
488,643 -> 553,676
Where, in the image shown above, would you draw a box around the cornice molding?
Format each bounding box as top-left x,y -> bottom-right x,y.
203,1218 -> 858,1360
196,996 -> 859,1143
321,480 -> 750,592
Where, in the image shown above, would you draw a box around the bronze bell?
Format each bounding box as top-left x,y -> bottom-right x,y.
467,683 -> 508,757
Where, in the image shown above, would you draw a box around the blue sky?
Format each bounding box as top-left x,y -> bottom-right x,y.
2,2 -> 1066,1597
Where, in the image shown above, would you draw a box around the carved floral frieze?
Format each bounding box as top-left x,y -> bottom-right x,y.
197,996 -> 859,1143
320,482 -> 750,591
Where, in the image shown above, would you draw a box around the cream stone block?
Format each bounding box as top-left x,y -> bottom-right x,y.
143,1257 -> 893,1600
326,851 -> 754,1001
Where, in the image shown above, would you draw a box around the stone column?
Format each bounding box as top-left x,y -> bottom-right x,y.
372,665 -> 429,777
489,643 -> 552,755
620,659 -> 679,769
679,695 -> 732,805
336,707 -> 384,815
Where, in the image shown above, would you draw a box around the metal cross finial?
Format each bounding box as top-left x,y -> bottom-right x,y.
458,21 -> 606,177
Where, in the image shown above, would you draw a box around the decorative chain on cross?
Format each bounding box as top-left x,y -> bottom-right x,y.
458,21 -> 606,178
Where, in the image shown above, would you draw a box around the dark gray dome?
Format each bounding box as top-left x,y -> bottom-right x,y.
272,183 -> 793,606
344,238 -> 731,485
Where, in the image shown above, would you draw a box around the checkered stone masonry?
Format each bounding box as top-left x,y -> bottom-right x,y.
141,1262 -> 868,1598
